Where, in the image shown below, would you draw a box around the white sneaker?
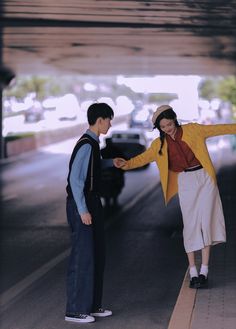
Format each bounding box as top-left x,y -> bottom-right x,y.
65,314 -> 95,323
91,308 -> 112,317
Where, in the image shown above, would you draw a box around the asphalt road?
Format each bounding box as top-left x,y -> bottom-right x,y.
0,182 -> 187,329
0,128 -> 234,329
0,132 -> 187,329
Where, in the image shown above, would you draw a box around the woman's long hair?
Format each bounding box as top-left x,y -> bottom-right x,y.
153,108 -> 180,155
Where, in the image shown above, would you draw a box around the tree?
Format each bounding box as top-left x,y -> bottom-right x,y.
217,76 -> 236,107
4,75 -> 62,101
198,79 -> 219,100
198,76 -> 236,118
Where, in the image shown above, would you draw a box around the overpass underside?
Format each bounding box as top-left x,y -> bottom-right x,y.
0,1 -> 236,76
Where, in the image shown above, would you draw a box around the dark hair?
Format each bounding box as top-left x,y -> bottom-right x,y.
87,102 -> 114,125
153,108 -> 180,155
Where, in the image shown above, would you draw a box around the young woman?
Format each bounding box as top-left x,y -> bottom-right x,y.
114,104 -> 236,288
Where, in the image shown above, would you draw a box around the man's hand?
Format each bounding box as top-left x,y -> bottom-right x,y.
81,212 -> 92,225
113,158 -> 127,168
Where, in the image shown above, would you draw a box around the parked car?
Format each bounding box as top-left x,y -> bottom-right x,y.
104,129 -> 149,161
100,129 -> 149,208
99,165 -> 125,209
129,105 -> 153,129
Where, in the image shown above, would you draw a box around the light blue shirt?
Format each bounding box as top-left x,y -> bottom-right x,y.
69,129 -> 113,214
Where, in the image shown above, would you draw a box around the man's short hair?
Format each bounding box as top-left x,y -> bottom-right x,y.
87,103 -> 114,125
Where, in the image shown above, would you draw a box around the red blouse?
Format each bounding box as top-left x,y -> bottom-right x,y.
166,126 -> 201,172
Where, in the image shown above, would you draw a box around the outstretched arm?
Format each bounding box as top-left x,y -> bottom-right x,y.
196,123 -> 236,138
113,142 -> 157,170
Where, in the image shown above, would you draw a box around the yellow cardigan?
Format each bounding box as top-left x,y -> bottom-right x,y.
123,123 -> 236,204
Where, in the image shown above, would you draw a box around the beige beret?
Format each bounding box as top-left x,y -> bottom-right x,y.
152,105 -> 173,124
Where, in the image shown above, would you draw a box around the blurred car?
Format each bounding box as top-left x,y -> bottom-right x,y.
100,129 -> 150,208
99,166 -> 125,209
129,106 -> 153,129
102,128 -> 149,165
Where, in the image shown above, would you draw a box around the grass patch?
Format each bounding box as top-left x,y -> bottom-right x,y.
4,133 -> 35,142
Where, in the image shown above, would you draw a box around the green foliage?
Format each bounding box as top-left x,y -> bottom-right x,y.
198,79 -> 219,100
199,76 -> 236,108
4,75 -> 62,100
149,93 -> 178,103
217,76 -> 236,107
198,76 -> 236,122
4,132 -> 34,141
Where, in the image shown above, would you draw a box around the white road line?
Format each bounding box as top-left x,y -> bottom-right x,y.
0,249 -> 70,310
0,179 -> 159,310
2,194 -> 18,202
105,178 -> 159,229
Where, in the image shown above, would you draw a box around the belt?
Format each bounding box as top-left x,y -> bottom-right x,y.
184,165 -> 203,172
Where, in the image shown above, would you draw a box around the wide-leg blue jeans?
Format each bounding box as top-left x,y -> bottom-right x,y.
65,195 -> 105,315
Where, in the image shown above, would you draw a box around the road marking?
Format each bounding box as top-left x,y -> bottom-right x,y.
167,269 -> 197,329
0,249 -> 70,310
105,178 -> 159,229
2,194 -> 18,201
0,179 -> 159,310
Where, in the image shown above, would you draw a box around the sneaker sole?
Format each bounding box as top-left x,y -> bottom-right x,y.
90,312 -> 112,317
65,316 -> 95,323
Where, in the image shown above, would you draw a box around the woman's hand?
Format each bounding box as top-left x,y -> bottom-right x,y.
113,158 -> 127,168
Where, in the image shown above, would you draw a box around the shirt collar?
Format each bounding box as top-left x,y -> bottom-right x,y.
174,126 -> 183,140
166,126 -> 182,141
86,129 -> 100,143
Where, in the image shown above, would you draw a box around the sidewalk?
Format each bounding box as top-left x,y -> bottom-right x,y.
168,155 -> 236,329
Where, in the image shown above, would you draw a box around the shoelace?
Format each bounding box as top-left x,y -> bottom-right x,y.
79,314 -> 88,319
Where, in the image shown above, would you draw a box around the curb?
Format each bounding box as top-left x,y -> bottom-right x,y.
168,268 -> 196,329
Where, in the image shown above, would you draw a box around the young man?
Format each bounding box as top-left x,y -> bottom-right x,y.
65,102 -> 114,323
